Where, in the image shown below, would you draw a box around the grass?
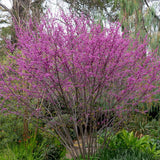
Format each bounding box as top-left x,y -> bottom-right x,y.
96,148 -> 155,160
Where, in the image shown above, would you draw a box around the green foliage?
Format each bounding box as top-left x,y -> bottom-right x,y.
36,133 -> 66,160
0,113 -> 66,160
0,114 -> 25,149
38,142 -> 65,160
98,129 -> 160,159
0,25 -> 13,57
123,102 -> 160,139
5,138 -> 38,160
109,129 -> 151,151
97,148 -> 155,160
1,26 -> 13,38
0,131 -> 66,160
0,134 -> 41,160
148,102 -> 160,121
140,120 -> 160,138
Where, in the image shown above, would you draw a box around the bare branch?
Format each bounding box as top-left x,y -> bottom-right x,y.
0,3 -> 14,18
144,0 -> 160,20
0,2 -> 19,25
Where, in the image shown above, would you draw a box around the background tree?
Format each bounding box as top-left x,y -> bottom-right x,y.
0,0 -> 46,49
63,0 -> 160,51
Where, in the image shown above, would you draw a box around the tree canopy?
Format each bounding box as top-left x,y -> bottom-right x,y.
63,0 -> 160,51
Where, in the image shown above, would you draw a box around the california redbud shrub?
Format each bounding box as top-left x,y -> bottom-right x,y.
0,11 -> 160,159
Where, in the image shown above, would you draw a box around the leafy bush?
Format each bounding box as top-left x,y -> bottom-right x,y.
0,136 -> 39,160
98,129 -> 160,159
0,114 -> 65,160
0,114 -> 25,149
0,131 -> 66,160
36,134 -> 66,160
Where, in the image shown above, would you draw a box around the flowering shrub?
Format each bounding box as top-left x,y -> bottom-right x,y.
0,11 -> 160,159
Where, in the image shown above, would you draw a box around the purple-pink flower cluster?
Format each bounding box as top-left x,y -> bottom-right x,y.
0,11 -> 160,115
